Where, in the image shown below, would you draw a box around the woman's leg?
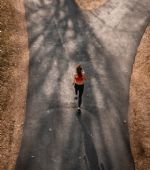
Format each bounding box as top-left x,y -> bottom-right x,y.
74,84 -> 78,95
74,84 -> 78,100
78,85 -> 84,107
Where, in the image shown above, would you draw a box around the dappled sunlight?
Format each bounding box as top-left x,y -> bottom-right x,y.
59,63 -> 75,103
91,78 -> 104,108
31,34 -> 44,56
42,61 -> 59,97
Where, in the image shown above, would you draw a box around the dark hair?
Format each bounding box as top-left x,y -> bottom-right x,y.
76,64 -> 82,76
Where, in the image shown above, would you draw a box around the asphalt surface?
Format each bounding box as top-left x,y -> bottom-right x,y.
15,0 -> 150,170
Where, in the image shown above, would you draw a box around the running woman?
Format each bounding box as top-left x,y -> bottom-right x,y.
73,64 -> 86,110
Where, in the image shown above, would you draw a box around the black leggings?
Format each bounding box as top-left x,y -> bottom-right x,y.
74,84 -> 84,107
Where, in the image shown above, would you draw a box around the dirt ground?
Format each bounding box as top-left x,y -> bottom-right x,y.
75,0 -> 106,10
128,24 -> 150,170
0,0 -> 149,170
0,0 -> 28,170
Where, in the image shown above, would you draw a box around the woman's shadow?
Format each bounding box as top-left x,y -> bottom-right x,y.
76,111 -> 105,170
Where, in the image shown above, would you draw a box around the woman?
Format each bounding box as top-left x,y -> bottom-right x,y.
73,64 -> 86,110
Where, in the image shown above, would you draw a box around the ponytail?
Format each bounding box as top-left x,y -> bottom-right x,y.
76,64 -> 82,76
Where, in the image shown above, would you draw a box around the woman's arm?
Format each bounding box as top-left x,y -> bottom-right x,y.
82,70 -> 87,80
83,73 -> 87,80
72,74 -> 76,85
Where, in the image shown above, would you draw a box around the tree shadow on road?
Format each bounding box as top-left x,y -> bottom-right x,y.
76,111 -> 105,170
15,0 -> 135,170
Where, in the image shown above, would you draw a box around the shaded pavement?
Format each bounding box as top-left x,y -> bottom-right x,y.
15,0 -> 150,170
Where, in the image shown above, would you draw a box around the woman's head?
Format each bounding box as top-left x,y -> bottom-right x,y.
76,64 -> 82,76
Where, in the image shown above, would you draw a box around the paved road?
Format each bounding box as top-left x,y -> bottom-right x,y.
15,0 -> 150,170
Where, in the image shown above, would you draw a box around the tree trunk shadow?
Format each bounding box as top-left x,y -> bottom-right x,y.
76,112 -> 105,170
